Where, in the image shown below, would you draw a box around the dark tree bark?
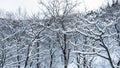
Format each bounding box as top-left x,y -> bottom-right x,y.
0,43 -> 6,68
24,28 -> 44,68
83,36 -> 88,68
115,24 -> 120,68
63,34 -> 68,68
36,41 -> 40,68
24,44 -> 31,68
17,53 -> 20,68
99,35 -> 115,68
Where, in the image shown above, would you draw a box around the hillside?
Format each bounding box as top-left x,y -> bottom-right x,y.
0,4 -> 120,68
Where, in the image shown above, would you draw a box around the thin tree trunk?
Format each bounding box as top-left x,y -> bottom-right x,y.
100,36 -> 115,68
63,34 -> 68,68
17,44 -> 20,68
1,51 -> 5,68
115,24 -> 120,68
1,44 -> 6,68
83,36 -> 88,68
50,51 -> 53,68
116,0 -> 118,4
117,61 -> 120,68
36,41 -> 40,68
17,55 -> 20,68
76,54 -> 80,68
24,45 -> 31,68
60,19 -> 69,68
83,55 -> 87,68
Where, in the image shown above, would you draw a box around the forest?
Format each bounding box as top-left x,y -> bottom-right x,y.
0,0 -> 120,68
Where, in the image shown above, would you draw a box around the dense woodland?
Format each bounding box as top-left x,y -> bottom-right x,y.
0,0 -> 120,68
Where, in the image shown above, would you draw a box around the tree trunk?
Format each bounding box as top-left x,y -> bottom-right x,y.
115,24 -> 120,68
117,61 -> 120,68
1,44 -> 6,68
76,54 -> 80,68
83,36 -> 88,68
17,55 -> 20,68
83,55 -> 87,68
24,45 -> 30,68
50,53 -> 53,68
100,36 -> 115,68
116,0 -> 118,4
17,45 -> 20,68
63,34 -> 68,68
36,41 -> 40,68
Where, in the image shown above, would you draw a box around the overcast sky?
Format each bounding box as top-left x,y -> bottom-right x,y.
0,0 -> 113,15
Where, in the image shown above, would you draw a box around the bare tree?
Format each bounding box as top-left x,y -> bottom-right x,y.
24,26 -> 45,68
112,0 -> 119,6
39,0 -> 80,68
